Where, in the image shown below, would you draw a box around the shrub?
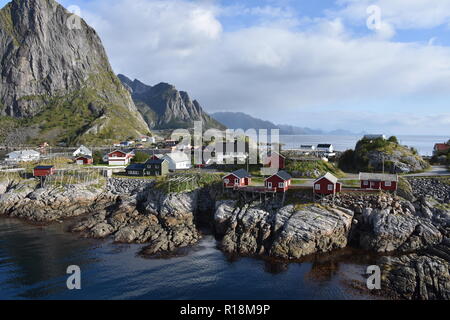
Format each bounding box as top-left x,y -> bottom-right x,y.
388,136 -> 399,144
132,151 -> 149,163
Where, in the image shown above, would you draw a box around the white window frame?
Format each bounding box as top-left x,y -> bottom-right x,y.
267,182 -> 272,188
279,182 -> 284,188
224,179 -> 229,184
363,181 -> 369,186
235,179 -> 239,185
385,181 -> 392,187
315,184 -> 320,190
328,184 -> 333,191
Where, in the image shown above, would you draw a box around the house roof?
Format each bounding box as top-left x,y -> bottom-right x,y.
76,155 -> 92,159
34,166 -> 54,170
226,169 -> 251,179
126,164 -> 146,170
7,150 -> 40,157
73,145 -> 92,156
267,170 -> 292,181
145,158 -> 167,165
163,152 -> 190,163
359,172 -> 398,182
314,172 -> 338,184
434,143 -> 450,152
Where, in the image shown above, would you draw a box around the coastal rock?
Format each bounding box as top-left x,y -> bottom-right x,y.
214,201 -> 354,259
378,254 -> 450,300
0,180 -> 105,222
358,209 -> 442,253
72,189 -> 202,255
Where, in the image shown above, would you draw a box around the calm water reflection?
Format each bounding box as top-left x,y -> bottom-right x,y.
0,218 -> 378,300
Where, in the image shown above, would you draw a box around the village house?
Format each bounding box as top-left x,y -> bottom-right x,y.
433,143 -> 450,156
5,150 -> 40,163
106,150 -> 134,166
359,172 -> 398,191
223,169 -> 252,188
316,144 -> 334,153
162,152 -> 191,171
262,151 -> 286,170
73,145 -> 92,157
125,163 -> 146,176
144,158 -> 169,176
314,172 -> 342,195
265,171 -> 292,193
75,155 -> 93,165
33,165 -> 55,177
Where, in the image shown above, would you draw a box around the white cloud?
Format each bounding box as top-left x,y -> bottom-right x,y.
71,0 -> 450,134
335,0 -> 450,30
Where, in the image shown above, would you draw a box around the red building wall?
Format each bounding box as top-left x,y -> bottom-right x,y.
361,180 -> 397,191
33,168 -> 55,177
223,174 -> 247,188
265,154 -> 286,170
314,177 -> 338,195
265,175 -> 290,193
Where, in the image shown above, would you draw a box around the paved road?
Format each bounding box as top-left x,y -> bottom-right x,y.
405,166 -> 450,177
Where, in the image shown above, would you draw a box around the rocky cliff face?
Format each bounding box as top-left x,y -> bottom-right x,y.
0,0 -> 150,145
214,201 -> 354,259
118,74 -> 226,130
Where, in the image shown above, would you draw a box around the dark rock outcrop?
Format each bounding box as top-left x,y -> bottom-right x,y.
378,254 -> 450,300
118,74 -> 225,130
0,0 -> 149,144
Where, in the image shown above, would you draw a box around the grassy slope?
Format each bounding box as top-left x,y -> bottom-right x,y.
286,160 -> 345,178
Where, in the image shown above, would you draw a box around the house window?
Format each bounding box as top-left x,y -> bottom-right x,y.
267,182 -> 272,188
235,179 -> 239,184
224,179 -> 229,184
364,181 -> 369,186
279,182 -> 284,188
315,184 -> 320,190
385,181 -> 392,187
328,184 -> 333,191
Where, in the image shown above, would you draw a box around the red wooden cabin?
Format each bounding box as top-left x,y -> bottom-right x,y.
75,156 -> 93,165
314,173 -> 342,195
359,173 -> 398,191
265,171 -> 292,193
33,166 -> 55,177
223,169 -> 252,188
263,151 -> 286,170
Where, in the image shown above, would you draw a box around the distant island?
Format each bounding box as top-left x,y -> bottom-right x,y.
211,112 -> 362,135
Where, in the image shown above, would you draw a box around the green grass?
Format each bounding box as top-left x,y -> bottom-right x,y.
286,160 -> 345,179
155,173 -> 223,193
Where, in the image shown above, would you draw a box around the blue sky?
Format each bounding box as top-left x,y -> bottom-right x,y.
2,0 -> 450,135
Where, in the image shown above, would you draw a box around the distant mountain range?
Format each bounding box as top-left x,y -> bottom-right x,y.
119,75 -> 225,131
211,112 -> 360,135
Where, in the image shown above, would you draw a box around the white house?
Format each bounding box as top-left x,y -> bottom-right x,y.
316,144 -> 334,153
106,150 -> 134,166
73,145 -> 92,157
162,152 -> 192,170
5,150 -> 40,163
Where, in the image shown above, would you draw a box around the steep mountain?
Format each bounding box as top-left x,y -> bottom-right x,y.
118,75 -> 226,131
211,112 -> 323,134
0,0 -> 150,145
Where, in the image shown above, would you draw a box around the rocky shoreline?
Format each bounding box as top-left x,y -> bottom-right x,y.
0,176 -> 448,300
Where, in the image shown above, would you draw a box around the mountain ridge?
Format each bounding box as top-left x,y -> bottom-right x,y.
0,0 -> 150,145
118,74 -> 226,131
211,112 -> 361,135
